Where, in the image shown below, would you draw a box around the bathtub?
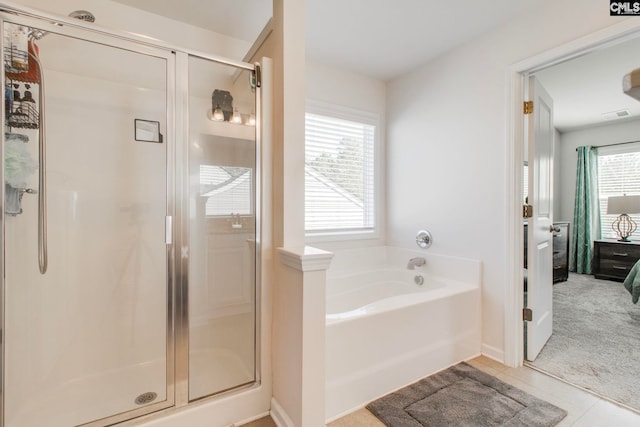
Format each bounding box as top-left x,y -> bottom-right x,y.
325,246 -> 481,421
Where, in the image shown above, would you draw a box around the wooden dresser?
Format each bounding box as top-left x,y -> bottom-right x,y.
593,239 -> 640,281
523,222 -> 570,283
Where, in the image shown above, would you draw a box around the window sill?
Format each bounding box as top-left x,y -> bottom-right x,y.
305,229 -> 380,244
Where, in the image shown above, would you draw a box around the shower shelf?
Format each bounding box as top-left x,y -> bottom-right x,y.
5,78 -> 40,129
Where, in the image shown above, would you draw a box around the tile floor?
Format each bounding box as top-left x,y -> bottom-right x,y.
242,356 -> 640,426
241,417 -> 277,427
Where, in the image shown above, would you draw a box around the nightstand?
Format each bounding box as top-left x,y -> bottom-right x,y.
523,222 -> 570,283
593,239 -> 640,281
552,222 -> 569,283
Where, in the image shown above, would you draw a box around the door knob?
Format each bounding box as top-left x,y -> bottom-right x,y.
550,225 -> 561,233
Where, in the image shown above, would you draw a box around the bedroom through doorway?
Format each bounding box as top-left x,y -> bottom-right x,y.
521,31 -> 640,413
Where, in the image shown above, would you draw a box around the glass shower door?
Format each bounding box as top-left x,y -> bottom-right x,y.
187,56 -> 257,400
2,17 -> 173,427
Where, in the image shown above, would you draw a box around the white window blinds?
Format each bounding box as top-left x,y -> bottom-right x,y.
200,165 -> 252,216
597,148 -> 640,240
305,112 -> 375,234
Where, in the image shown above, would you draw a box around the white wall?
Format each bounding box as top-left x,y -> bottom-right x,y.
305,61 -> 387,250
306,61 -> 386,116
249,0 -> 308,425
557,119 -> 640,223
254,0 -> 305,249
385,0 -> 633,361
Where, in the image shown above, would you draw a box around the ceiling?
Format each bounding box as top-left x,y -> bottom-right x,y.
535,36 -> 640,132
111,0 -> 272,43
305,0 -> 551,81
110,0 -> 640,132
112,0 -> 550,81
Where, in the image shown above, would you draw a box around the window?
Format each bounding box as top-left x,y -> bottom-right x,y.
597,146 -> 640,240
305,105 -> 377,237
200,165 -> 253,216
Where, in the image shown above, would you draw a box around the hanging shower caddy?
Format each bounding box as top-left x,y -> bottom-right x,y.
3,22 -> 43,224
4,22 -> 40,129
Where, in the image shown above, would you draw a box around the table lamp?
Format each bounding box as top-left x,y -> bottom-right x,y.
607,195 -> 640,242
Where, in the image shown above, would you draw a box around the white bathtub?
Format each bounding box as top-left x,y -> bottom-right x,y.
325,246 -> 481,421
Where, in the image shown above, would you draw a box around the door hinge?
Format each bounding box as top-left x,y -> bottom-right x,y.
523,101 -> 533,115
523,308 -> 533,322
253,63 -> 262,88
523,204 -> 533,218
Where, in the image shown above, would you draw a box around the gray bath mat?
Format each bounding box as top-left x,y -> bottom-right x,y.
366,362 -> 567,427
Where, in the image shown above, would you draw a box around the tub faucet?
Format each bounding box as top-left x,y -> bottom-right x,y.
407,257 -> 426,270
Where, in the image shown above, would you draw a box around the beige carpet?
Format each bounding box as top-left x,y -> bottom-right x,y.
531,273 -> 640,411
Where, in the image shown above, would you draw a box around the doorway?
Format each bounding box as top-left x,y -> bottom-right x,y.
508,20 -> 640,413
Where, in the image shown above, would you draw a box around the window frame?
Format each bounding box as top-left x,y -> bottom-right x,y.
304,100 -> 382,242
596,142 -> 640,241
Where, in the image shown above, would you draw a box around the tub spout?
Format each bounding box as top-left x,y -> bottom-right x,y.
407,257 -> 426,270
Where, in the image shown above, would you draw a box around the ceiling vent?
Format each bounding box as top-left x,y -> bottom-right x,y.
601,109 -> 631,121
623,68 -> 640,101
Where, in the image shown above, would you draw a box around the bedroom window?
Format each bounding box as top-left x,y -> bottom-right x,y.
304,103 -> 378,238
597,145 -> 640,240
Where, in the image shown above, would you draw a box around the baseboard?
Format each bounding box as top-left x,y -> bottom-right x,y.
481,343 -> 505,363
270,398 -> 294,427
325,403 -> 368,424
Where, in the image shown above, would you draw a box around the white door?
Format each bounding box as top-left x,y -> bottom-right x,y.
525,76 -> 555,361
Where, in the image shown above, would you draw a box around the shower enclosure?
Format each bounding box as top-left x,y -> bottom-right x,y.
0,4 -> 261,427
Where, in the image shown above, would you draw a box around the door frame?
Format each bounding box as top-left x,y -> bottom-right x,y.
504,18 -> 640,367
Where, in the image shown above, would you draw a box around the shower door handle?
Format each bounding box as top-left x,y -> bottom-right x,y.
38,119 -> 47,275
165,216 -> 172,245
30,44 -> 47,274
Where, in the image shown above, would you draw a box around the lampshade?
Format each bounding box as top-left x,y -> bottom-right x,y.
606,195 -> 640,214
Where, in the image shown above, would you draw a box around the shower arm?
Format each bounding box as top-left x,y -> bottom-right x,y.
28,40 -> 47,274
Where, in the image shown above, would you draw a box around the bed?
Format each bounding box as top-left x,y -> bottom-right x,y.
623,259 -> 640,304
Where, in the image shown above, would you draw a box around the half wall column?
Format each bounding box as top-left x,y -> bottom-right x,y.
271,246 -> 333,426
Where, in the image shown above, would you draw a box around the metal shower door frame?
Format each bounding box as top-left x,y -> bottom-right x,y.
0,9 -> 178,427
173,52 -> 262,407
0,3 -> 262,426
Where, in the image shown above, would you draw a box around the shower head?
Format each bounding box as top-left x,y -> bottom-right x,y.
68,10 -> 95,23
28,29 -> 47,40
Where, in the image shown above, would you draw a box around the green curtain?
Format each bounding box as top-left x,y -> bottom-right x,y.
570,146 -> 600,274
